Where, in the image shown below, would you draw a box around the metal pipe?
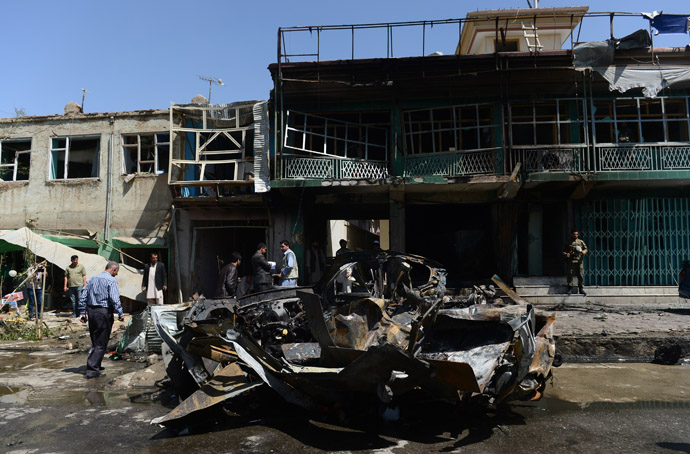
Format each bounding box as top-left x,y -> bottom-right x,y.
104,133 -> 114,251
38,270 -> 46,339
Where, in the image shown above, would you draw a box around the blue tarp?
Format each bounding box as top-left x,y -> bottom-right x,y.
646,13 -> 690,35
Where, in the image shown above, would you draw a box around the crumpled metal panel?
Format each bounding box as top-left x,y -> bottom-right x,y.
152,251 -> 557,425
328,298 -> 410,351
151,362 -> 260,425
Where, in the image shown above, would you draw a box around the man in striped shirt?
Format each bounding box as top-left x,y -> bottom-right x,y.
78,261 -> 125,379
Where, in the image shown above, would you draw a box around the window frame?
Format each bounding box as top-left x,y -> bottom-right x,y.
49,135 -> 101,180
510,99 -> 587,147
592,97 -> 690,145
0,138 -> 32,182
120,132 -> 170,175
402,103 -> 500,155
283,110 -> 389,162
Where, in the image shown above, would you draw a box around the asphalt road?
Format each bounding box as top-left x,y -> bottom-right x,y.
0,348 -> 689,454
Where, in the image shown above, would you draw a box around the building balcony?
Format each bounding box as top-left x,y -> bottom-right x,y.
279,155 -> 388,181
512,143 -> 690,181
272,143 -> 690,186
404,148 -> 499,177
593,143 -> 690,172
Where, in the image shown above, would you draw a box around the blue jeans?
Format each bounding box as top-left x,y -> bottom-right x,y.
280,279 -> 297,287
68,286 -> 83,316
27,288 -> 43,318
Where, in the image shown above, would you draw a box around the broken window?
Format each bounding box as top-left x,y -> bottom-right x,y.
50,136 -> 100,179
169,103 -> 257,189
494,39 -> 519,52
0,139 -> 31,182
403,104 -> 498,154
283,111 -> 388,161
665,98 -> 690,142
121,133 -> 170,174
510,100 -> 585,146
593,97 -> 689,144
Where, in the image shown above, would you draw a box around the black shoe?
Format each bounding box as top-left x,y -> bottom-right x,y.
86,372 -> 106,379
99,366 -> 105,371
579,288 -> 586,296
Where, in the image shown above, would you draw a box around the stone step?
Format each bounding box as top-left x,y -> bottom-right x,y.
515,285 -> 681,296
515,293 -> 689,308
514,276 -> 568,286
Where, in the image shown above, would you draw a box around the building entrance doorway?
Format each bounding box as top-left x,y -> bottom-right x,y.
191,226 -> 267,297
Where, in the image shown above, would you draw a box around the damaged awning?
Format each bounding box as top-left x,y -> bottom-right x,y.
112,236 -> 166,247
592,64 -> 690,98
0,227 -> 146,302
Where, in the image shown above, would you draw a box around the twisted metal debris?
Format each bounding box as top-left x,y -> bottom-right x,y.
152,251 -> 556,425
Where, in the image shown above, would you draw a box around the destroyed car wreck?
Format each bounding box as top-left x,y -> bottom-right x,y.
152,251 -> 556,426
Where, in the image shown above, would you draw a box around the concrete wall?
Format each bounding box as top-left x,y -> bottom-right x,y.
0,111 -> 173,238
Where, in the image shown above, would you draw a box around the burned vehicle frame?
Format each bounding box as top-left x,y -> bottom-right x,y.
152,251 -> 556,425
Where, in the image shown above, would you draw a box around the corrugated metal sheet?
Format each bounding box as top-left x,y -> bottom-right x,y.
253,101 -> 271,193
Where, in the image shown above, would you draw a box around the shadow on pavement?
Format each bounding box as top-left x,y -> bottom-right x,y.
656,442 -> 690,453
149,386 -> 527,450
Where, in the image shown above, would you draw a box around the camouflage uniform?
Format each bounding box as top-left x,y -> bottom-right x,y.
563,237 -> 588,293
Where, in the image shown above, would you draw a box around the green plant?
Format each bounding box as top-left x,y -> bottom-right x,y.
0,320 -> 54,341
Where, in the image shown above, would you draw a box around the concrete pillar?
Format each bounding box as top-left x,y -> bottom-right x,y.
528,204 -> 543,276
494,203 -> 519,284
389,186 -> 405,252
175,209 -> 193,300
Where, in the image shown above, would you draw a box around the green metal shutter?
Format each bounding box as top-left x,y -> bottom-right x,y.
576,198 -> 690,286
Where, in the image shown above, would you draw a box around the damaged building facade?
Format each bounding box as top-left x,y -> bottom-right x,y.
0,105 -> 174,302
166,101 -> 274,299
4,6 -> 690,303
266,6 -> 690,290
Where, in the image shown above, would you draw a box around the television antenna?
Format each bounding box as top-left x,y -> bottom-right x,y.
197,75 -> 224,103
526,0 -> 539,7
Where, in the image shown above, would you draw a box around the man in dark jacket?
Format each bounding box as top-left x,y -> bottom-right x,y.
216,252 -> 241,298
141,252 -> 167,305
251,243 -> 274,293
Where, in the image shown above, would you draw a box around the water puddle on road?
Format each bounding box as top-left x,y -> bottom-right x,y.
0,386 -> 164,407
0,385 -> 30,404
0,350 -> 77,371
511,396 -> 690,421
511,362 -> 690,418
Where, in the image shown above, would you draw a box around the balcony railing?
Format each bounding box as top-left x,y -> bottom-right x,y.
510,145 -> 586,173
404,148 -> 498,177
593,144 -> 690,172
508,144 -> 690,174
276,144 -> 690,182
280,155 -> 388,180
